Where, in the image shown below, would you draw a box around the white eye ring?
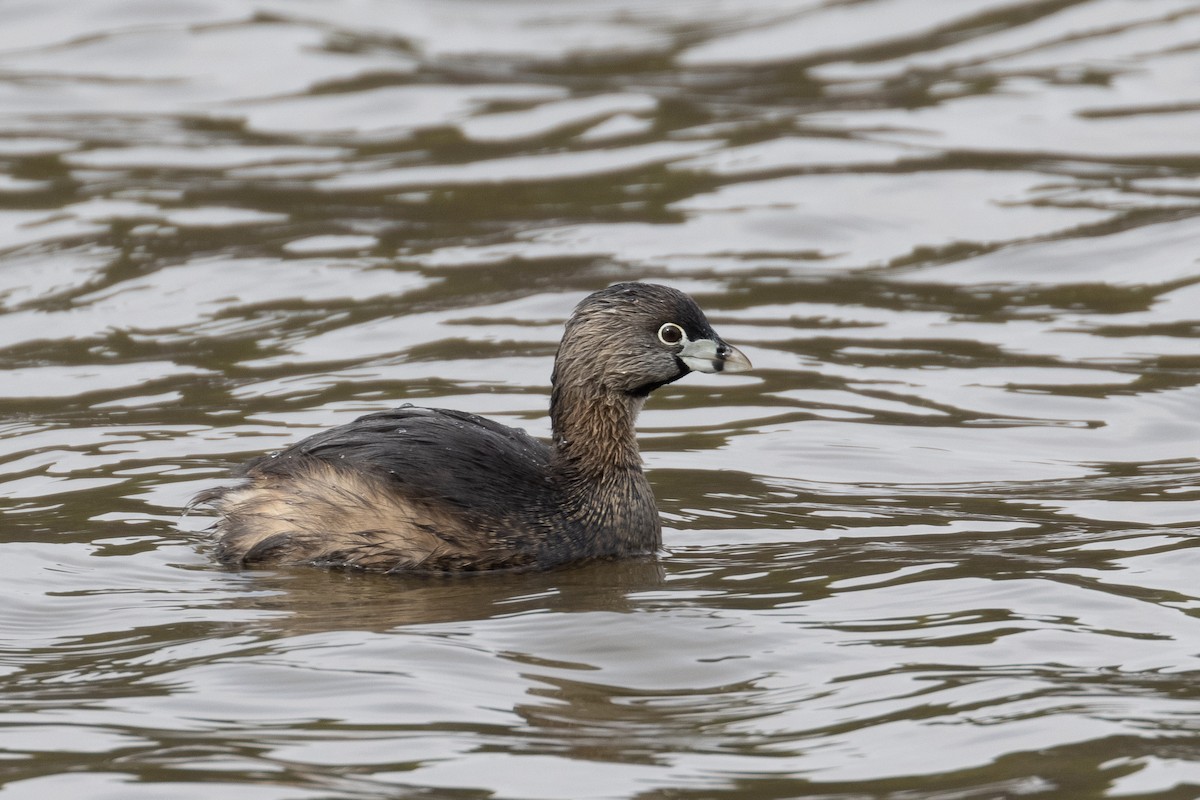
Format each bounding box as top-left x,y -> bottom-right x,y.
658,322 -> 685,345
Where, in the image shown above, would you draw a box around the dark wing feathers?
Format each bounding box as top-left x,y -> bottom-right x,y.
244,406 -> 554,513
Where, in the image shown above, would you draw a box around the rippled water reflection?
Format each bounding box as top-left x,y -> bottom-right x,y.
3,1 -> 1200,798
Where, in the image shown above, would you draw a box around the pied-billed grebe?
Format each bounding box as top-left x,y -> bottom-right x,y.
195,282 -> 751,573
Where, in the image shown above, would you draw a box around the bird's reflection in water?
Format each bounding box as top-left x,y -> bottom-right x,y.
220,556 -> 667,634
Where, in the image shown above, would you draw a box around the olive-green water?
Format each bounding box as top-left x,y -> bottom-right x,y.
2,2 -> 1200,798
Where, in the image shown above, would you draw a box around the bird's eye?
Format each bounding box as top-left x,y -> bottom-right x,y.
657,322 -> 685,345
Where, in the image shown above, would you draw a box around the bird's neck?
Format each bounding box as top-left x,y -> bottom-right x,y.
547,371 -> 661,558
549,381 -> 645,479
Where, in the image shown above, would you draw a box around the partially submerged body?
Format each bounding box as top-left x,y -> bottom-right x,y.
195,283 -> 750,574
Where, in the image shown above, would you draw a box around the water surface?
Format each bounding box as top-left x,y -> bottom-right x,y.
2,1 -> 1200,798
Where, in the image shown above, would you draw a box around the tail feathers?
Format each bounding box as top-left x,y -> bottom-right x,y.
193,462 -> 497,572
184,485 -> 233,518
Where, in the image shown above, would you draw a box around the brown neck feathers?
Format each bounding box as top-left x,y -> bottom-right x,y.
549,380 -> 644,479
